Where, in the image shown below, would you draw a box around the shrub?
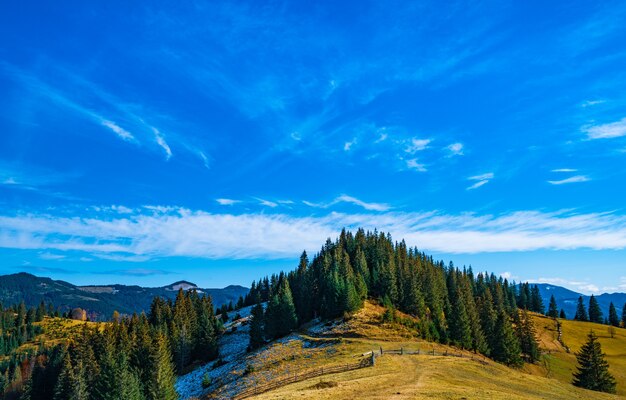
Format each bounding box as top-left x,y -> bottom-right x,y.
201,373 -> 212,388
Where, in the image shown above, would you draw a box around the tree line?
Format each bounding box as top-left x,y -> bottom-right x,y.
2,288 -> 222,400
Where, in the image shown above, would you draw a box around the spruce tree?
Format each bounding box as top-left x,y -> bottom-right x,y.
517,310 -> 540,363
572,331 -> 616,393
147,332 -> 178,400
547,295 -> 559,318
264,275 -> 297,340
608,302 -> 619,327
530,285 -> 544,314
588,295 -> 603,324
195,298 -> 218,362
248,303 -> 265,350
574,296 -> 588,321
559,309 -> 567,319
622,303 -> 626,328
491,311 -> 522,366
53,353 -> 76,400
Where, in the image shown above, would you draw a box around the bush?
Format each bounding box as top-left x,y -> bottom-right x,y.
201,373 -> 211,388
244,364 -> 255,375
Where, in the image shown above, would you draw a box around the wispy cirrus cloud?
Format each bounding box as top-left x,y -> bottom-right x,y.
551,168 -> 577,173
446,142 -> 464,156
216,198 -> 240,206
3,207 -> 626,260
1,62 -> 187,163
101,120 -> 135,141
583,117 -> 626,139
405,138 -> 431,154
304,195 -> 390,212
256,198 -> 278,208
406,159 -> 427,172
548,175 -> 590,185
152,128 -> 172,160
467,172 -> 494,190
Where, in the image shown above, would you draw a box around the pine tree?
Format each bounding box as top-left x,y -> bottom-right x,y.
491,311 -> 522,366
478,288 -> 497,355
560,309 -> 567,319
264,276 -> 297,339
608,303 -> 619,327
530,285 -> 544,314
517,310 -> 540,363
194,297 -> 218,362
147,332 -> 178,400
249,303 -> 265,350
574,296 -> 588,321
547,295 -> 559,318
53,353 -> 76,400
588,295 -> 603,324
572,331 -> 616,393
622,303 -> 626,328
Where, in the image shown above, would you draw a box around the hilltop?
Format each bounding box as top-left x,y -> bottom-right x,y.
0,272 -> 248,319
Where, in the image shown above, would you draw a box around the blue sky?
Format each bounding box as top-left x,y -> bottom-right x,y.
1,1 -> 626,294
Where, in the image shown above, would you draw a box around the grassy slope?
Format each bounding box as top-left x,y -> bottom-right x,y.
233,302 -> 623,400
532,313 -> 626,396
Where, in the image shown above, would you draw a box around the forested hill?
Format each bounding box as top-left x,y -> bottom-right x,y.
0,272 -> 247,319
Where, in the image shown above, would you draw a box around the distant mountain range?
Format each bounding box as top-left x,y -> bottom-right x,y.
532,283 -> 626,320
0,272 -> 248,320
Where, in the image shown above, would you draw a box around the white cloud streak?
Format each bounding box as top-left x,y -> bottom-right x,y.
152,128 -> 172,160
406,159 -> 427,172
101,120 -> 135,141
551,168 -> 577,173
467,172 -> 493,190
548,175 -> 590,185
446,142 -> 464,156
304,195 -> 390,212
3,208 -> 626,261
216,198 -> 240,206
405,138 -> 431,154
583,117 -> 626,139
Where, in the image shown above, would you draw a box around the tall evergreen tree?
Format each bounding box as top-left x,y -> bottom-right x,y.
264,275 -> 297,340
547,295 -> 559,318
517,310 -> 540,363
530,285 -> 544,314
194,297 -> 218,362
491,311 -> 522,367
608,303 -> 620,327
248,303 -> 265,350
588,295 -> 603,324
147,332 -> 178,400
622,303 -> 626,328
572,331 -> 616,393
560,309 -> 567,319
574,296 -> 588,321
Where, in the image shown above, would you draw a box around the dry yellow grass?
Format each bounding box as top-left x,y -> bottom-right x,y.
236,302 -> 624,400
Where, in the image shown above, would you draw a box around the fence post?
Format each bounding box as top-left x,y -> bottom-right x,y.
380,346 -> 383,355
401,347 -> 403,355
371,351 -> 375,366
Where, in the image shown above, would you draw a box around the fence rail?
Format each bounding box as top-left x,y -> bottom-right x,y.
231,356 -> 374,400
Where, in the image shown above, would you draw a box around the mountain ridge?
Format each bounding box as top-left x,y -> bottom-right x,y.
0,272 -> 248,320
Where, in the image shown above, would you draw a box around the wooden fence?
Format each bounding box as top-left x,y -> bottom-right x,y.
229,347 -> 487,399
231,355 -> 374,400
